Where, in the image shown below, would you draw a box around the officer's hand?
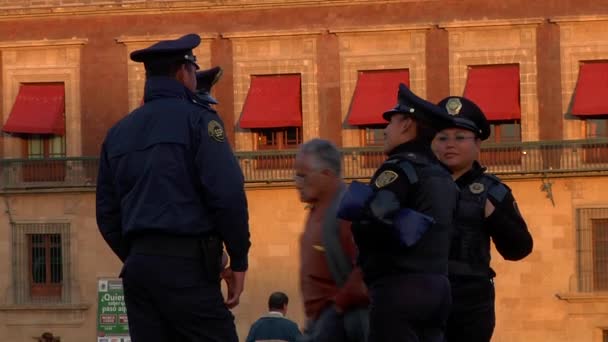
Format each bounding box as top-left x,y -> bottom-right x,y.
224,270 -> 246,309
484,199 -> 496,218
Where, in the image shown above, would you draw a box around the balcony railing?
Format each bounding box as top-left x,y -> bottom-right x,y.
1,139 -> 608,190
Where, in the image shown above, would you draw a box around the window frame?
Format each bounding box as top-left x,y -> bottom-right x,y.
253,127 -> 302,151
12,222 -> 71,304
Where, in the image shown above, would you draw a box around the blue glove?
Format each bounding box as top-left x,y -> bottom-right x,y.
337,181 -> 373,221
393,208 -> 435,247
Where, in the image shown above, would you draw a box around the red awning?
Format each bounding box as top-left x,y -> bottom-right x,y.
347,69 -> 410,126
239,74 -> 302,128
2,83 -> 66,135
571,62 -> 608,116
464,65 -> 521,122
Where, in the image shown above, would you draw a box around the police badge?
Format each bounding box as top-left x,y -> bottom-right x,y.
469,182 -> 485,194
445,98 -> 462,116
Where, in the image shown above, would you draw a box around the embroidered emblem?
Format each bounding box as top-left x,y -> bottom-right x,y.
208,120 -> 225,142
375,170 -> 399,188
469,182 -> 485,194
446,98 -> 462,116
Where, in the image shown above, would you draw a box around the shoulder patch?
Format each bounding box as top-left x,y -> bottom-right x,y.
375,170 -> 399,188
207,120 -> 225,142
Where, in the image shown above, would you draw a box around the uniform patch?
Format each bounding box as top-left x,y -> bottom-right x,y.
208,120 -> 225,142
375,170 -> 399,188
469,182 -> 485,194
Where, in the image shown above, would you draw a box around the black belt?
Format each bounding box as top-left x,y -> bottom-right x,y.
129,234 -> 213,258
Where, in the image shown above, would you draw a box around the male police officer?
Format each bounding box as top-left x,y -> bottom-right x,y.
339,84 -> 459,342
432,96 -> 533,342
96,34 -> 250,342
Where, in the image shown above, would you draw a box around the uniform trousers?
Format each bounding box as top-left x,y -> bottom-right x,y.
122,254 -> 238,342
446,276 -> 495,342
367,274 -> 451,342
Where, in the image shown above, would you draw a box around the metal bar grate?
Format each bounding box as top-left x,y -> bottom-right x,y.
12,223 -> 70,304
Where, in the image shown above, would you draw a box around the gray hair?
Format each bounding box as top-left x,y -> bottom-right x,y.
297,138 -> 342,177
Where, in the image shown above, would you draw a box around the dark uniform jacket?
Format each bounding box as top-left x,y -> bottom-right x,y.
352,140 -> 459,284
450,161 -> 533,279
96,76 -> 250,271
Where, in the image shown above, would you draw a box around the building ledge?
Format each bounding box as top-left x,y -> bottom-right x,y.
555,293 -> 608,303
0,38 -> 87,49
550,15 -> 608,24
439,17 -> 545,29
329,23 -> 434,34
0,0 -> 437,20
0,303 -> 90,311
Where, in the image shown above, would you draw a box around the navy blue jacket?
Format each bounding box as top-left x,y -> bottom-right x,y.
96,76 -> 250,271
246,313 -> 301,342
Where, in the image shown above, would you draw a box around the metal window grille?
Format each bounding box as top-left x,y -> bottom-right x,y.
12,223 -> 71,304
576,208 -> 608,292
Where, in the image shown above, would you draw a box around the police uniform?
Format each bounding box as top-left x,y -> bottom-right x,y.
96,34 -> 250,342
346,84 -> 459,342
437,96 -> 533,342
196,66 -> 223,105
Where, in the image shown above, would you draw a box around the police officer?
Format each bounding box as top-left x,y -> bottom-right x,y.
339,84 -> 459,342
432,96 -> 533,342
195,66 -> 223,105
96,34 -> 250,342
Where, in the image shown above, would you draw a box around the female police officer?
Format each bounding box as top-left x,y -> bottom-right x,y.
339,84 -> 459,342
432,96 -> 534,342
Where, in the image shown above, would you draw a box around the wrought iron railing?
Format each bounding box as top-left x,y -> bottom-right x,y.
1,139 -> 608,190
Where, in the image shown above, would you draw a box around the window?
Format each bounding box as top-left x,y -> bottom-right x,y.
362,126 -> 384,146
576,208 -> 608,293
479,122 -> 522,167
21,134 -> 67,182
12,223 -> 71,304
253,128 -> 301,170
583,119 -> 608,164
30,234 -> 63,298
255,127 -> 301,150
464,65 -> 522,168
593,219 -> 608,291
359,125 -> 384,169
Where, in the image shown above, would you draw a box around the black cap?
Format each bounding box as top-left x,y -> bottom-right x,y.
383,83 -> 454,130
196,66 -> 223,93
130,33 -> 201,69
437,96 -> 491,140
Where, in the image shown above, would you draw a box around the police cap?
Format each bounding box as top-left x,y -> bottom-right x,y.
196,66 -> 223,93
437,96 -> 491,140
130,33 -> 201,70
382,83 -> 454,131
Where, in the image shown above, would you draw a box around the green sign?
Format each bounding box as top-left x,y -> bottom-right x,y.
97,279 -> 130,341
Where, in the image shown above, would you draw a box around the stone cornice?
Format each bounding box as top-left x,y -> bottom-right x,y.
555,292 -> 608,303
116,33 -> 218,44
549,15 -> 608,24
329,23 -> 434,34
0,37 -> 87,49
439,17 -> 545,29
221,29 -> 325,39
0,0 -> 437,20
